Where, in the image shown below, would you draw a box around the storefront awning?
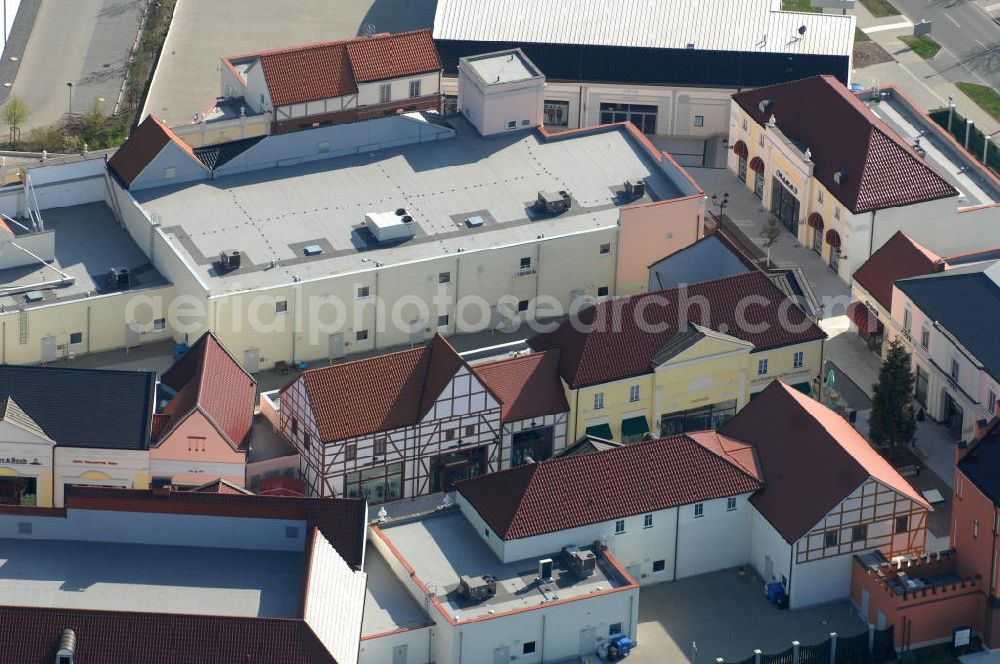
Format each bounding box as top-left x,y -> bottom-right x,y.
732,140 -> 749,158
621,415 -> 650,438
807,212 -> 824,230
847,301 -> 884,335
585,423 -> 614,440
825,229 -> 842,247
749,156 -> 765,173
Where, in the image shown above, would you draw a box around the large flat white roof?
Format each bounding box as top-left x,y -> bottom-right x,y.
134,117 -> 693,294
434,0 -> 854,57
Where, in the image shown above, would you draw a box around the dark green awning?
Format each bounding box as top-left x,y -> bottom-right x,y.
621,415 -> 650,437
585,423 -> 614,440
791,381 -> 813,397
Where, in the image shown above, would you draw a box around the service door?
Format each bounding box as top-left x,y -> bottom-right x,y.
243,347 -> 260,373
392,645 -> 408,664
580,627 -> 597,656
328,332 -> 344,359
40,336 -> 57,362
493,646 -> 509,664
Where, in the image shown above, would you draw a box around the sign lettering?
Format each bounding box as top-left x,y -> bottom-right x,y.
774,168 -> 799,195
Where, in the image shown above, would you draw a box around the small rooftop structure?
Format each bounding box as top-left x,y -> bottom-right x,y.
375,509 -> 631,621
458,48 -> 545,136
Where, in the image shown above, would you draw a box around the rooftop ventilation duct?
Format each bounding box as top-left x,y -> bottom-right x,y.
56,628 -> 76,664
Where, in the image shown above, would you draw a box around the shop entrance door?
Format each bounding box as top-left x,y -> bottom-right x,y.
943,392 -> 964,440
770,179 -> 800,234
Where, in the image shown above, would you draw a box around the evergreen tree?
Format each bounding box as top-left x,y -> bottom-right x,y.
869,337 -> 917,452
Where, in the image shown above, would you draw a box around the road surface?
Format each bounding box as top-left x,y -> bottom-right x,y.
892,0 -> 1000,90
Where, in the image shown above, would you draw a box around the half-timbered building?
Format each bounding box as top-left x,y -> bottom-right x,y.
721,381 -> 931,608
471,350 -> 570,466
279,334 -> 502,502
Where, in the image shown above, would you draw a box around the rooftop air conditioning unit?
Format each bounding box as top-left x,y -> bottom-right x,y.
107,267 -> 130,290
624,179 -> 645,200
365,210 -> 417,242
219,250 -> 242,271
534,190 -> 571,214
563,545 -> 597,579
539,557 -> 554,582
458,574 -> 497,602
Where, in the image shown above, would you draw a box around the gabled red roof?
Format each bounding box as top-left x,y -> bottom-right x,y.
720,381 -> 930,543
0,606 -> 337,664
288,334 -> 469,442
473,351 -> 569,423
529,270 -> 825,388
246,30 -> 440,107
108,115 -> 204,186
156,332 -> 257,449
733,76 -> 957,214
458,433 -> 763,540
852,230 -> 944,309
189,478 -> 253,495
67,486 -> 366,567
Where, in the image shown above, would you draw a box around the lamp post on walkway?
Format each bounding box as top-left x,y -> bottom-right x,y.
66,82 -> 74,117
984,129 -> 1000,166
947,97 -> 955,133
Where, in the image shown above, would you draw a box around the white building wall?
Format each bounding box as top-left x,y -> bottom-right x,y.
675,493 -> 753,579
789,550 -> 856,609
359,626 -> 432,664
356,72 -> 440,107
26,157 -> 107,210
749,507 -> 792,588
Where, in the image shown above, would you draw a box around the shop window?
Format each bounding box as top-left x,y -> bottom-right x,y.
345,444 -> 357,461
523,642 -> 536,655
660,400 -> 737,436
543,100 -> 569,127
727,497 -> 737,511
345,462 -> 404,503
69,332 -> 83,345
511,426 -> 554,465
379,83 -> 391,103
653,559 -> 666,573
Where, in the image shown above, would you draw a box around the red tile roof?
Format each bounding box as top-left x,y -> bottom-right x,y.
0,606 -> 337,664
733,76 -> 957,214
473,351 -> 569,423
247,30 -> 440,107
528,270 -> 825,388
189,478 -> 253,495
66,486 -> 366,567
108,115 -> 204,186
852,230 -> 944,309
720,381 -> 930,543
156,331 -> 257,449
287,334 -> 473,442
458,433 -> 763,540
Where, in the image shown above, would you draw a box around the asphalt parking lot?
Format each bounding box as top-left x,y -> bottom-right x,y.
631,569 -> 865,664
143,0 -> 438,127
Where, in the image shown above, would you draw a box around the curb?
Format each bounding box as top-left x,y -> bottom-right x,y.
0,0 -> 41,106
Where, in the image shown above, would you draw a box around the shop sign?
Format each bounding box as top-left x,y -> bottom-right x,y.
71,459 -> 119,466
0,456 -> 42,466
774,168 -> 799,195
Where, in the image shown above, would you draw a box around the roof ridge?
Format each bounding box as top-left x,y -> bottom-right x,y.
292,345 -> 425,385
501,462 -> 540,538
248,28 -> 431,59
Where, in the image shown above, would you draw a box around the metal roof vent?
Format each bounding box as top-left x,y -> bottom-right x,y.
56,628 -> 76,664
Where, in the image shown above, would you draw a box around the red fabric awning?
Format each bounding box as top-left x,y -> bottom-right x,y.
826,229 -> 842,247
733,140 -> 749,158
848,302 -> 884,335
807,213 -> 824,230
749,156 -> 765,173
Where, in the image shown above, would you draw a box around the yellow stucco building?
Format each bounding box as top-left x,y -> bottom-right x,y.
530,270 -> 825,443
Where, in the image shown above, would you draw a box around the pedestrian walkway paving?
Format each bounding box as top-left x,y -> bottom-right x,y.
851,0 -> 1000,134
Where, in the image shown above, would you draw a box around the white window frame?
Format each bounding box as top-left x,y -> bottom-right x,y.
408,80 -> 421,98
629,385 -> 640,402
726,496 -> 737,511
793,351 -> 803,369
594,392 -> 605,410
757,359 -> 768,375
643,513 -> 653,528
614,519 -> 625,534
379,83 -> 391,104
694,503 -> 704,518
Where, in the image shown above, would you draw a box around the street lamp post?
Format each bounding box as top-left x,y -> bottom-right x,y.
947,97 -> 955,133
66,82 -> 74,117
966,119 -> 974,150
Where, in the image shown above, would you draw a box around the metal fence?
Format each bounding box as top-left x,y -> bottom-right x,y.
719,627 -> 895,664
